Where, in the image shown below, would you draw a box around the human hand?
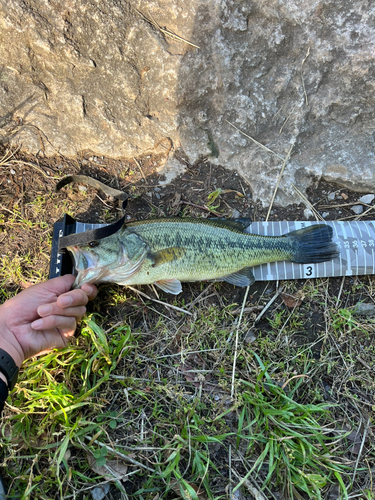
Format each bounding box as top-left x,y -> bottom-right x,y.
0,275 -> 98,368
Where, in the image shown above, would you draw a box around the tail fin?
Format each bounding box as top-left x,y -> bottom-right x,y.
287,224 -> 339,264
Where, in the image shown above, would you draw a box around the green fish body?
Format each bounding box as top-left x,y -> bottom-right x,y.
68,218 -> 339,294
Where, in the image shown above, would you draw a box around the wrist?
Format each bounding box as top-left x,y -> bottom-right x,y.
0,372 -> 7,386
0,306 -> 25,368
0,348 -> 19,390
0,341 -> 24,369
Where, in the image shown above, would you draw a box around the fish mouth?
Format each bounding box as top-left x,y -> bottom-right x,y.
67,245 -> 102,288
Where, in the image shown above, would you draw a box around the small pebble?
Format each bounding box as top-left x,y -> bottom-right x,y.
322,212 -> 330,219
303,208 -> 314,219
232,209 -> 241,218
154,187 -> 161,192
91,483 -> 110,500
359,194 -> 375,204
351,303 -> 375,316
81,159 -> 88,166
327,192 -> 335,201
78,185 -> 87,192
244,330 -> 257,344
155,192 -> 161,199
351,205 -> 363,215
10,168 -> 15,175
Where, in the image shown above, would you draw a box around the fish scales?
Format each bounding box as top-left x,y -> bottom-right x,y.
113,220 -> 292,284
68,218 -> 339,293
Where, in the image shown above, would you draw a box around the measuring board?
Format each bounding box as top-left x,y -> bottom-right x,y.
49,216 -> 375,281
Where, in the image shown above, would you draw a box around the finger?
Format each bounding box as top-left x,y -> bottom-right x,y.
56,288 -> 90,309
80,283 -> 99,301
42,274 -> 76,295
37,304 -> 86,319
31,314 -> 77,333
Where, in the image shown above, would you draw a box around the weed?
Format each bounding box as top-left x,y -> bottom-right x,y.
1,147 -> 374,499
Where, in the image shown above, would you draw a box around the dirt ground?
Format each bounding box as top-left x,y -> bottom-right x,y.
1,144 -> 375,499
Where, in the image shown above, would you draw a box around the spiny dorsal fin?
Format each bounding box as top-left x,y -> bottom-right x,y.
127,217 -> 252,233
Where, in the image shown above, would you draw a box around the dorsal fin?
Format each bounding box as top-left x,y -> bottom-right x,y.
206,217 -> 252,232
126,217 -> 252,233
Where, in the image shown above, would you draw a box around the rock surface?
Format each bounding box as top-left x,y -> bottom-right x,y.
0,0 -> 374,205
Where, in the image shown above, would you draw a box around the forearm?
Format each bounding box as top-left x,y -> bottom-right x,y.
0,343 -> 21,415
0,304 -> 24,414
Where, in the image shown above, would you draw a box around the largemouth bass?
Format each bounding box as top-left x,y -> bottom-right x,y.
67,218 -> 339,294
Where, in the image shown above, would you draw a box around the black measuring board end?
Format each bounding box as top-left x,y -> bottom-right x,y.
49,214 -> 77,279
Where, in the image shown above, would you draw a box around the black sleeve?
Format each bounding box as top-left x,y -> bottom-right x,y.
0,379 -> 9,415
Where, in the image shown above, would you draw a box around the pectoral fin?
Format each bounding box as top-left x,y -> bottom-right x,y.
150,247 -> 186,267
155,278 -> 183,295
221,267 -> 255,287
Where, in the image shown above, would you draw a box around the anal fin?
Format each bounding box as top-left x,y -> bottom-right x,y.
155,278 -> 182,295
221,267 -> 255,287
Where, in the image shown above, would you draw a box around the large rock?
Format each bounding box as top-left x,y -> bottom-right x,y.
1,0 -> 374,205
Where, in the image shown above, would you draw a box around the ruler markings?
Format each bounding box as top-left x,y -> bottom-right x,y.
355,220 -> 364,277
348,222 -> 359,276
370,223 -> 375,274
331,221 -> 342,277
356,220 -> 363,238
275,260 -> 279,281
68,220 -> 375,281
340,221 -> 353,276
266,262 -> 273,280
362,221 -> 370,275
340,220 -> 348,239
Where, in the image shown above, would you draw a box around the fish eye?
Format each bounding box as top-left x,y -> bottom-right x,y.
88,240 -> 99,248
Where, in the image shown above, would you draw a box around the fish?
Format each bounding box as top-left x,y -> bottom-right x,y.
67,218 -> 339,294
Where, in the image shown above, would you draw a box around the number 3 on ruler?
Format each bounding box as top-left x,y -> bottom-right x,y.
304,264 -> 315,278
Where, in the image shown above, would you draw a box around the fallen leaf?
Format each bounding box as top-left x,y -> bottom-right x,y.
172,192 -> 181,206
281,292 -> 303,308
178,363 -> 202,387
346,429 -> 363,455
87,453 -> 128,480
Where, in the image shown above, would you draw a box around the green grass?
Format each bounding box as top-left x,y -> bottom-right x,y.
2,297 -> 362,499
1,148 -> 374,499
